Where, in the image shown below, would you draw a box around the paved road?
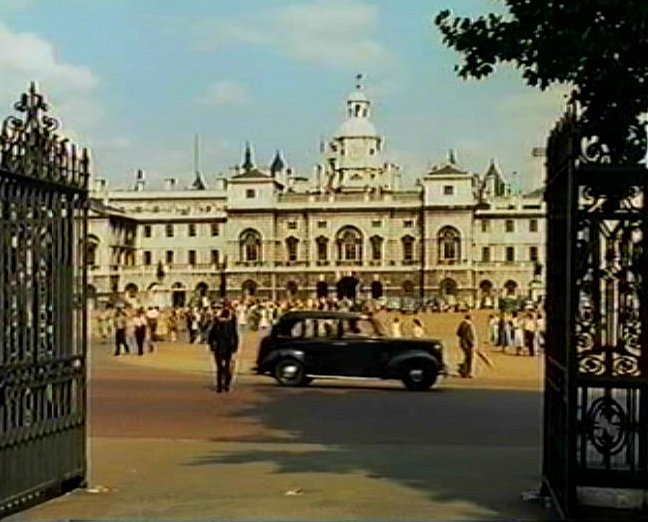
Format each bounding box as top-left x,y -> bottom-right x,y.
8,313 -> 555,521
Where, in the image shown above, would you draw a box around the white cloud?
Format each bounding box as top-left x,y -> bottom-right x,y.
0,0 -> 33,12
201,1 -> 396,72
196,81 -> 252,107
0,22 -> 102,144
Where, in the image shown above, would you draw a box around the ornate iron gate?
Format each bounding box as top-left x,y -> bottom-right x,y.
0,85 -> 89,517
543,106 -> 648,518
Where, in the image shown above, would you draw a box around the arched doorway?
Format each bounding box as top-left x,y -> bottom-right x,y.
402,280 -> 415,295
171,282 -> 186,308
336,275 -> 359,300
286,280 -> 298,297
316,281 -> 328,298
124,283 -> 138,299
370,280 -> 383,299
479,279 -> 494,308
195,282 -> 208,297
242,279 -> 258,297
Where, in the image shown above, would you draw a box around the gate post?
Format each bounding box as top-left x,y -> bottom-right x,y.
0,84 -> 89,517
543,105 -> 648,518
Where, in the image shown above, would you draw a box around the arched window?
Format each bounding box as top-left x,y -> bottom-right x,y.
286,236 -> 299,262
479,280 -> 494,295
440,278 -> 458,296
336,226 -> 363,263
316,236 -> 329,262
195,282 -> 208,297
370,235 -> 383,262
242,279 -> 258,296
504,280 -> 518,296
287,280 -> 298,296
401,235 -> 415,264
239,229 -> 262,262
124,283 -> 138,298
86,235 -> 99,267
438,226 -> 461,264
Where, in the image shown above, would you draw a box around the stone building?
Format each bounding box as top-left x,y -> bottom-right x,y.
87,80 -> 546,308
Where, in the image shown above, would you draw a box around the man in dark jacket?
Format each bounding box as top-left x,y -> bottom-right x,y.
456,314 -> 476,378
208,308 -> 239,393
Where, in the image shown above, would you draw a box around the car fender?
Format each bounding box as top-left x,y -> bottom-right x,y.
262,348 -> 306,370
385,351 -> 439,376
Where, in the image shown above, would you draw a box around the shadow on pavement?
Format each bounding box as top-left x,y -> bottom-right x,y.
187,383 -> 557,520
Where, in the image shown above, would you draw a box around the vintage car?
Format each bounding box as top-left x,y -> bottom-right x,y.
254,311 -> 446,391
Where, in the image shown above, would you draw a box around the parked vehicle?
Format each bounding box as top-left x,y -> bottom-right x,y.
254,311 -> 446,391
385,298 -> 401,312
400,297 -> 420,314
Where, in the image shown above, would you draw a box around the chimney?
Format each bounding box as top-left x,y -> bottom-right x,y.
164,178 -> 177,190
134,169 -> 146,192
93,178 -> 107,192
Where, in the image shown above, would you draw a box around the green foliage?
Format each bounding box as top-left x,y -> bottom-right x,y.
435,1 -> 648,161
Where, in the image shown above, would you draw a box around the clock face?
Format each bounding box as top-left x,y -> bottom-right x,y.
349,142 -> 363,160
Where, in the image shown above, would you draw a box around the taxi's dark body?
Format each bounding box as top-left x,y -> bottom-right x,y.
255,311 -> 445,391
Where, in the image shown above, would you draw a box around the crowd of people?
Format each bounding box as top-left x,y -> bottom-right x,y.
94,296 -> 546,387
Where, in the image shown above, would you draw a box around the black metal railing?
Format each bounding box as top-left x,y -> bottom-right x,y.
0,84 -> 88,517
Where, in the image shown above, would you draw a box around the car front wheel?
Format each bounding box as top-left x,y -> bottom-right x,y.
274,359 -> 308,387
401,360 -> 437,391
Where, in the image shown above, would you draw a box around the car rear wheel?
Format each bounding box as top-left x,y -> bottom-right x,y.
401,360 -> 437,391
274,359 -> 308,387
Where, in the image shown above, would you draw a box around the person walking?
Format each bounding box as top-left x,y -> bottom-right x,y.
208,308 -> 239,393
512,311 -> 525,356
133,308 -> 148,356
488,314 -> 499,345
391,316 -> 402,338
456,314 -> 477,378
523,312 -> 537,356
412,317 -> 425,338
113,308 -> 130,356
168,309 -> 178,342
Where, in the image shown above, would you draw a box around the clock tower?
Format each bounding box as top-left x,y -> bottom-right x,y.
322,75 -> 394,190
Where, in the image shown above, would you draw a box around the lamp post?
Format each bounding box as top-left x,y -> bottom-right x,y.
219,255 -> 228,300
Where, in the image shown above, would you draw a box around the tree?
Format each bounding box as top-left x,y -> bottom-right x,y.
435,1 -> 648,163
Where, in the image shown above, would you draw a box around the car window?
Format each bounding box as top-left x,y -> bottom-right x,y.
289,320 -> 306,338
317,319 -> 339,338
341,318 -> 377,338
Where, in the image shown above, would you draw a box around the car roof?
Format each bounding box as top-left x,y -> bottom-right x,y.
277,310 -> 370,322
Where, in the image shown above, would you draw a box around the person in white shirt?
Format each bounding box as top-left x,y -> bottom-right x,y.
523,313 -> 537,356
391,317 -> 402,338
412,317 -> 425,338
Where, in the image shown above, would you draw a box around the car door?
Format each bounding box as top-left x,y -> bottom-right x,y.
294,318 -> 337,375
328,318 -> 382,377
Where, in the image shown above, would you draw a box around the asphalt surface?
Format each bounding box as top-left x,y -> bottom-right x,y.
7,313 -> 556,521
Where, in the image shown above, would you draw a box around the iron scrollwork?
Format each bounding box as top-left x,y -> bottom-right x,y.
0,82 -> 89,189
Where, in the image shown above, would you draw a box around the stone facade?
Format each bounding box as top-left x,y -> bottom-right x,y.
87,81 -> 546,308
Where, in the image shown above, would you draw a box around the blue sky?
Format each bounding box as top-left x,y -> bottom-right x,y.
0,0 -> 569,190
